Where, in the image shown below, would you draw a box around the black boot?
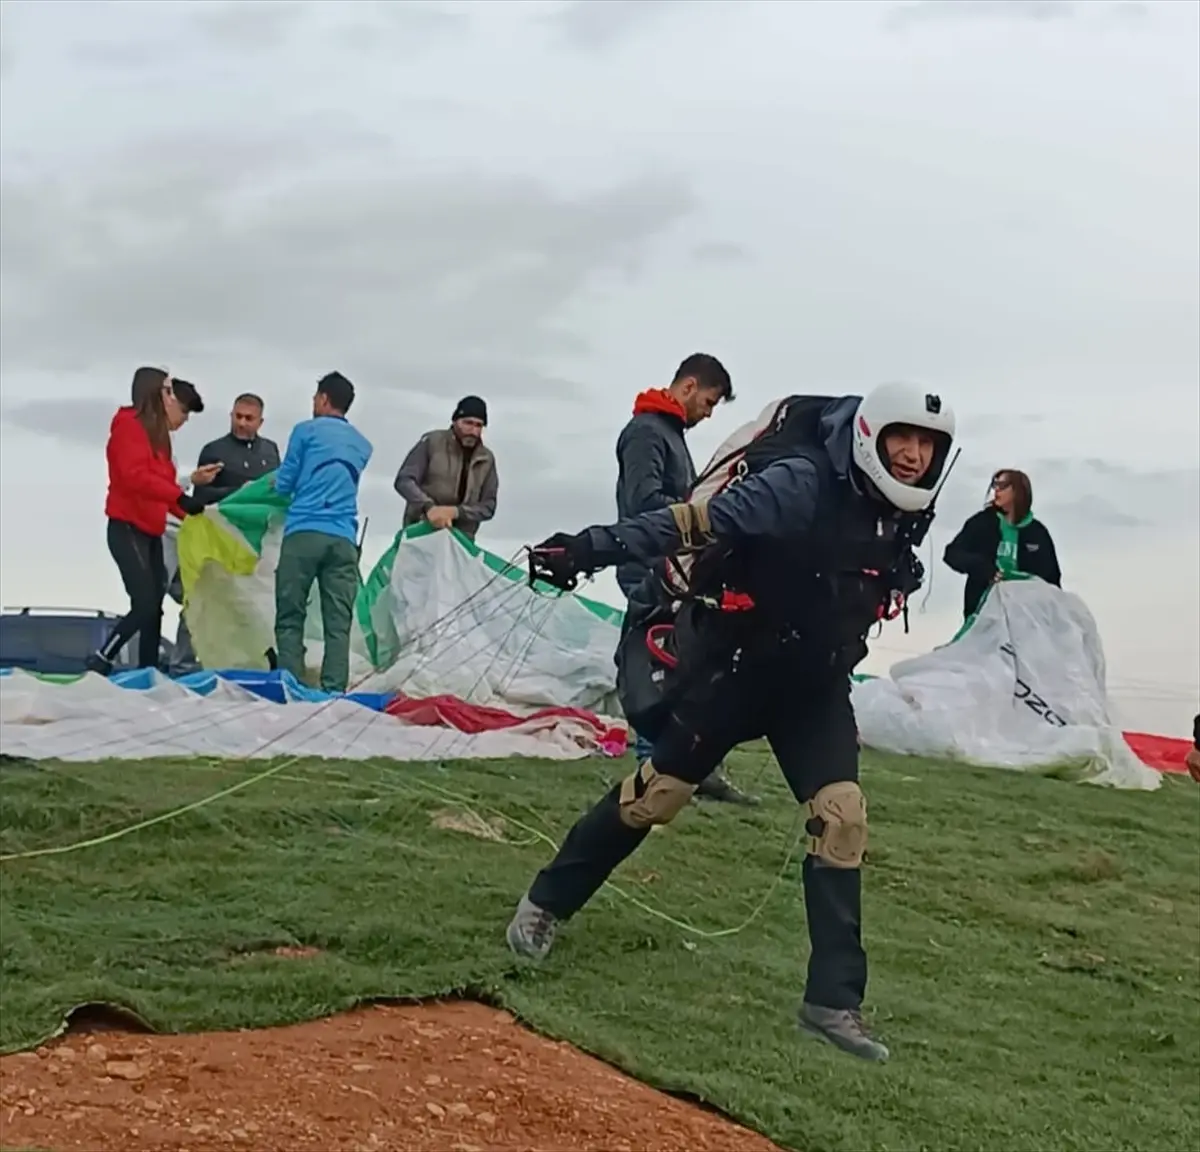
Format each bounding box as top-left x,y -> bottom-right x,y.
85,651 -> 114,677
695,765 -> 759,806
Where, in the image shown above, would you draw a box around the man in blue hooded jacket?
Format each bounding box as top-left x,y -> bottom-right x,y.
506,382 -> 957,1064
273,372 -> 373,694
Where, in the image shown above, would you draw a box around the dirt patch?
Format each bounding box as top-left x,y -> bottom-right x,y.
270,944 -> 323,960
0,1000 -> 781,1151
431,808 -> 508,842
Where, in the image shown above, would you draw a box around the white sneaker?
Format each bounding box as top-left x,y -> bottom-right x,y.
505,894 -> 558,961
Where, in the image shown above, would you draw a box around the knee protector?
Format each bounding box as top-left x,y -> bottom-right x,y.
618,760 -> 697,830
805,781 -> 867,868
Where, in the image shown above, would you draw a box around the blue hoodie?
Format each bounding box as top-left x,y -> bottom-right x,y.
275,415 -> 374,545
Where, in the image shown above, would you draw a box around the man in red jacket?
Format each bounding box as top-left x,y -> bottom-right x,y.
87,369 -> 208,674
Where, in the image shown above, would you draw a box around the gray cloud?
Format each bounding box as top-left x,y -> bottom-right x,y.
375,0 -> 468,37
1,399 -> 116,452
331,1 -> 469,56
191,1 -> 308,53
690,241 -> 752,266
885,0 -> 1077,30
956,411 -> 1048,437
70,39 -> 164,69
0,1 -> 14,77
1112,1 -> 1151,20
1040,494 -> 1147,530
0,118 -> 694,401
545,0 -> 700,53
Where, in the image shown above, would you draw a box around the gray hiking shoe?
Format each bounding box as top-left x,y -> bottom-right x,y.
799,1002 -> 890,1063
505,894 -> 558,961
695,766 -> 760,807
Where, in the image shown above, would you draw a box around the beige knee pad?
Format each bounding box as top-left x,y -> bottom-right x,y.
805,781 -> 868,868
618,760 -> 697,829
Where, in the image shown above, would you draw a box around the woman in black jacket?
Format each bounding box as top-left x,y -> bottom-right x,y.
943,468 -> 1062,620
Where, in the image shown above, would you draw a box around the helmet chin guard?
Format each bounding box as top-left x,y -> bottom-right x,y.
851,383 -> 956,513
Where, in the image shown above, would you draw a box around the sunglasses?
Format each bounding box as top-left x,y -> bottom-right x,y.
991,478 -> 1012,491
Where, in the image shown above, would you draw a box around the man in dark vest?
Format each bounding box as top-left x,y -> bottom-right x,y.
193,393 -> 281,504
506,382 -> 957,1065
166,393 -> 280,673
394,395 -> 499,542
615,353 -> 753,805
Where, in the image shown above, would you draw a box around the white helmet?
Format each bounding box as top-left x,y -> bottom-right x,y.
851,382 -> 956,514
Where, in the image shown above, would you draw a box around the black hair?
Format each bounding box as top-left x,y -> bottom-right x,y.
234,392 -> 265,410
672,353 -> 734,401
317,371 -> 355,414
171,378 -> 204,415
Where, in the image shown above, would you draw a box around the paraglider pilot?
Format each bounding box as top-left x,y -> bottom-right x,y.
506,383 -> 957,1064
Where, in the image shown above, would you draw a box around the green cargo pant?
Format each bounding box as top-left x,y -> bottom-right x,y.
273,530 -> 360,694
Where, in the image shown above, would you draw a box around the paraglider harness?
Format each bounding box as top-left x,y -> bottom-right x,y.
616,395 -> 958,735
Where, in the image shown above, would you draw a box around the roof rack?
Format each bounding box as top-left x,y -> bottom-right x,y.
1,606 -> 118,618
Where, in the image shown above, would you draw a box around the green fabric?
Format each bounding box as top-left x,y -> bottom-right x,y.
274,531 -> 360,693
207,474 -> 288,555
355,521 -> 625,669
994,510 -> 1033,580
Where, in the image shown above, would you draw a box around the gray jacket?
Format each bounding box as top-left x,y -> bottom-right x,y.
394,428 -> 498,541
614,409 -> 696,596
194,432 -> 280,505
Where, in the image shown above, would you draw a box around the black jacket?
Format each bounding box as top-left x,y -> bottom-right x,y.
614,409 -> 696,596
194,433 -> 281,505
943,508 -> 1062,619
591,396 -> 926,673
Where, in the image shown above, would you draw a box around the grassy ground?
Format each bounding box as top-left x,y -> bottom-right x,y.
1,746 -> 1197,1152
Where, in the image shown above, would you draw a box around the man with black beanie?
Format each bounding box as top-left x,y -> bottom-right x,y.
394,395 -> 499,542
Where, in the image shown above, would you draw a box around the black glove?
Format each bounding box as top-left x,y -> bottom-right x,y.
177,492 -> 206,517
528,530 -> 596,592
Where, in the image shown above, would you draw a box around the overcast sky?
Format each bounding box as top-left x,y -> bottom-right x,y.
1,0 -> 1196,733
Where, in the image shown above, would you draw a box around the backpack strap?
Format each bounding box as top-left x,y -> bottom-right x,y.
667,500 -> 715,551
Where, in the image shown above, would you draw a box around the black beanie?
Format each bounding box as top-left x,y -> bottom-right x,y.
453,395 -> 488,425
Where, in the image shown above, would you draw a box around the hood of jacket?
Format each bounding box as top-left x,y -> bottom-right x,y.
632,389 -> 687,425
817,394 -> 861,479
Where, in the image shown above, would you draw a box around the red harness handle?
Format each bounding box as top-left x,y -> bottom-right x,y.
646,624 -> 679,669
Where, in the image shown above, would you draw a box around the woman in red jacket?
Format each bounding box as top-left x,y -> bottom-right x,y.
86,367 -> 209,675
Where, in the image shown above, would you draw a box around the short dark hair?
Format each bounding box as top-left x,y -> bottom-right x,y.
171,378 -> 204,415
234,392 -> 264,411
317,371 -> 355,414
991,468 -> 1033,522
672,353 -> 734,401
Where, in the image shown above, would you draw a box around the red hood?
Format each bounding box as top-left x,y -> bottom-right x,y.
632,389 -> 686,421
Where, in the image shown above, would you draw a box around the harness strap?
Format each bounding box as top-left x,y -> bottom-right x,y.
668,500 -> 715,552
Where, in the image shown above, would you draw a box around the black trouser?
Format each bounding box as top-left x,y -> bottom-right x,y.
527,641 -> 867,1010
99,519 -> 167,669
